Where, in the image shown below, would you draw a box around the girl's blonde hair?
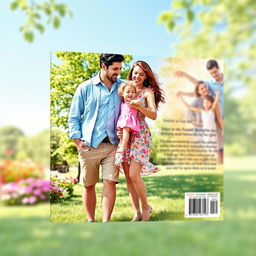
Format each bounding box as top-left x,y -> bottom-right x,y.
118,81 -> 137,101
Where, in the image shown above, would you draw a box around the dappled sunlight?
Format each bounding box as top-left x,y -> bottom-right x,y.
225,208 -> 256,220
0,203 -> 50,218
224,156 -> 256,171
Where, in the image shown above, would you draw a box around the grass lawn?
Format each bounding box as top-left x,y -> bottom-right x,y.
50,167 -> 223,222
1,156 -> 255,256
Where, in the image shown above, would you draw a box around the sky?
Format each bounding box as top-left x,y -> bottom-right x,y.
0,0 -> 174,135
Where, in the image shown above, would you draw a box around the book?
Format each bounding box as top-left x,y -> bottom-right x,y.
50,52 -> 224,222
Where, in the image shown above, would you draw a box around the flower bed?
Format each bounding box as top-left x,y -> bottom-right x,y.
50,175 -> 78,203
0,159 -> 44,183
0,178 -> 50,205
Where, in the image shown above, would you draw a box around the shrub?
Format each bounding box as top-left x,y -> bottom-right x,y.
50,175 -> 78,203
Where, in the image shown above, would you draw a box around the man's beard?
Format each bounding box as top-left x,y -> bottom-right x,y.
106,73 -> 117,82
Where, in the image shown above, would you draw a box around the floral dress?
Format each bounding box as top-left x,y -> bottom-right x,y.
115,92 -> 160,176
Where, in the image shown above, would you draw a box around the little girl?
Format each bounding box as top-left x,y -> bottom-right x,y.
116,81 -> 141,153
179,90 -> 223,151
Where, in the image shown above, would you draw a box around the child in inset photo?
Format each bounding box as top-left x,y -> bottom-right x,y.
116,81 -> 141,153
178,90 -> 223,152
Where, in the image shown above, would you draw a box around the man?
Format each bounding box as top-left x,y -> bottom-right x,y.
175,60 -> 224,163
175,59 -> 224,117
68,53 -> 124,222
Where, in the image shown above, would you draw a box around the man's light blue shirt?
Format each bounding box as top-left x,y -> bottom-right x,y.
68,74 -> 122,148
205,75 -> 224,117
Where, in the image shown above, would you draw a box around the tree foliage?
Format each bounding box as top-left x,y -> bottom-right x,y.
158,0 -> 256,155
0,126 -> 49,164
0,126 -> 25,160
16,129 -> 50,165
10,0 -> 72,43
50,128 -> 77,168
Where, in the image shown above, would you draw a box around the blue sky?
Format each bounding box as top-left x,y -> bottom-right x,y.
0,0 -> 174,135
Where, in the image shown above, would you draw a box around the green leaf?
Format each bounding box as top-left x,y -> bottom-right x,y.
57,5 -> 66,17
10,1 -> 18,10
157,11 -> 174,24
24,31 -> 34,43
172,0 -> 185,9
166,19 -> 175,31
35,23 -> 45,33
53,16 -> 61,29
186,9 -> 194,22
18,0 -> 28,10
45,7 -> 51,16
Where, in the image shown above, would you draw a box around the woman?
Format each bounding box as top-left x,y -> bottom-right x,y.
115,61 -> 165,221
176,81 -> 224,163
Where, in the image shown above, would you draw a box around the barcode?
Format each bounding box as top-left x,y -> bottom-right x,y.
210,199 -> 218,214
185,192 -> 220,218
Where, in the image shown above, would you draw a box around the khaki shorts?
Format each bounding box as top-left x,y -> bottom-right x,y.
78,143 -> 119,187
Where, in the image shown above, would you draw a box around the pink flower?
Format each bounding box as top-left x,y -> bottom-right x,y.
22,197 -> 29,204
33,189 -> 42,195
39,194 -> 46,200
5,149 -> 14,156
12,192 -> 19,198
142,149 -> 147,154
28,196 -> 37,204
25,187 -> 33,194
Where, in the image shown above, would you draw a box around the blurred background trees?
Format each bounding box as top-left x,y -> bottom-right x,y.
0,126 -> 49,165
0,126 -> 24,160
158,0 -> 256,155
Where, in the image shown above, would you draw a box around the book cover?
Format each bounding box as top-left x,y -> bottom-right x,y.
50,52 -> 224,222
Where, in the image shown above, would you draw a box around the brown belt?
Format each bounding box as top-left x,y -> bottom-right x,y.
102,137 -> 111,143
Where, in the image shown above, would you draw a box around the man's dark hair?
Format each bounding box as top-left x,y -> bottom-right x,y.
100,54 -> 124,68
206,59 -> 219,70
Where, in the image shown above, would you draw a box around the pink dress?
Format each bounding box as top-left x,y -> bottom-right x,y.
115,93 -> 160,176
117,102 -> 140,133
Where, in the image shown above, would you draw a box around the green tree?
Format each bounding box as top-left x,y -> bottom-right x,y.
0,126 -> 25,160
50,128 -> 77,169
16,129 -> 50,165
9,0 -> 72,43
158,0 -> 256,155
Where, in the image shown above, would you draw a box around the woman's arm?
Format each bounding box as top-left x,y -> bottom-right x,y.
175,71 -> 198,85
179,96 -> 202,113
129,89 -> 157,120
176,91 -> 196,98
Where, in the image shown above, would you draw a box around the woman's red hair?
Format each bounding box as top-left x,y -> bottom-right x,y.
127,61 -> 165,109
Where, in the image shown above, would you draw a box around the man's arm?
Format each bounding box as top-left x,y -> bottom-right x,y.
175,71 -> 198,85
68,84 -> 89,150
212,90 -> 219,111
